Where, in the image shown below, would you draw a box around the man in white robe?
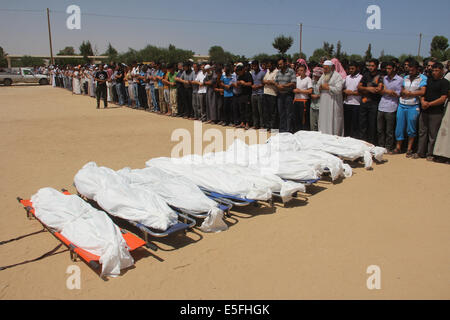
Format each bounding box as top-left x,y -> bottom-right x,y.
433,97 -> 450,160
318,60 -> 344,136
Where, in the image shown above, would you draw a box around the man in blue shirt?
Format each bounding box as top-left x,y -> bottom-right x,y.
220,64 -> 235,126
377,61 -> 403,152
250,60 -> 266,129
393,59 -> 427,157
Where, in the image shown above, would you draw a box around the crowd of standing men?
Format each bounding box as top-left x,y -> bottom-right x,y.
49,56 -> 450,162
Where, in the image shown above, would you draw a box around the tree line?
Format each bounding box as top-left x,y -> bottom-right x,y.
1,34 -> 449,68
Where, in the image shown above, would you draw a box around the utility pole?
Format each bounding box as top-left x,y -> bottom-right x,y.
417,33 -> 422,58
47,8 -> 54,65
299,23 -> 303,57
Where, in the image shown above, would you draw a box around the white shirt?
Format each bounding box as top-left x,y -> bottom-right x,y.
263,69 -> 279,96
294,76 -> 313,100
131,67 -> 140,83
196,71 -> 207,94
399,74 -> 427,105
343,73 -> 362,105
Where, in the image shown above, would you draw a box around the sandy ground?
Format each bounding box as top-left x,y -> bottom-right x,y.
0,85 -> 449,300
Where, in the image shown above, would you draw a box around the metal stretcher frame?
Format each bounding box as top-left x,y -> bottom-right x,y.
170,202 -> 232,219
270,178 -> 318,206
68,189 -> 197,252
199,187 -> 273,208
16,193 -> 146,276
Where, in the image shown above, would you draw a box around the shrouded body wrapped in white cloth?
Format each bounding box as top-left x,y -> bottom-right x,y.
216,138 -> 351,181
31,187 -> 134,277
271,131 -> 386,169
74,162 -> 178,231
116,166 -> 228,232
146,154 -> 305,203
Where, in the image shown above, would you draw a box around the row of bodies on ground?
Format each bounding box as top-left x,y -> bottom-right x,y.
19,130 -> 387,278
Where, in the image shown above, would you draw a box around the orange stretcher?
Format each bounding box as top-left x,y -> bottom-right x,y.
16,190 -> 146,275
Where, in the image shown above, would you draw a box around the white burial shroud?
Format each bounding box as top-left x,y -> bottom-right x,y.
217,138 -> 351,181
271,131 -> 387,169
147,152 -> 305,203
116,166 -> 228,232
31,187 -> 134,278
74,162 -> 178,231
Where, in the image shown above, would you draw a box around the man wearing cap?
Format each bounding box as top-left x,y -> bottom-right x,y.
317,60 -> 344,136
310,67 -> 323,131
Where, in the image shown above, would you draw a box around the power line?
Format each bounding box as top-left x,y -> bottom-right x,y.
0,7 -> 439,38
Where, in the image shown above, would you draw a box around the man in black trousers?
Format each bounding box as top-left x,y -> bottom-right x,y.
94,64 -> 108,109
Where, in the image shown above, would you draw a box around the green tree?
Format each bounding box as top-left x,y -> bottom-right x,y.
56,46 -> 83,65
322,41 -> 334,56
118,48 -> 139,65
104,43 -> 118,63
430,35 -> 449,61
292,52 -> 307,61
365,43 -> 372,61
398,54 -> 414,63
79,41 -> 94,63
379,54 -> 397,63
58,46 -> 76,55
0,46 -> 7,68
117,44 -> 194,65
272,35 -> 293,56
208,45 -> 235,64
309,48 -> 329,63
336,41 -> 342,60
20,55 -> 44,67
348,54 -> 363,63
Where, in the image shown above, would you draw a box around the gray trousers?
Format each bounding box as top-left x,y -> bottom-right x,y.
251,94 -> 264,128
310,108 -> 319,131
377,110 -> 396,150
198,93 -> 206,121
417,111 -> 444,157
192,92 -> 200,119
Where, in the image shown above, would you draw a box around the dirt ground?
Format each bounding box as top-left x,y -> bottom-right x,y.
0,85 -> 449,299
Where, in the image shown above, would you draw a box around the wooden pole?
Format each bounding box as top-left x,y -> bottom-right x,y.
418,33 -> 422,58
47,8 -> 54,65
299,23 -> 303,57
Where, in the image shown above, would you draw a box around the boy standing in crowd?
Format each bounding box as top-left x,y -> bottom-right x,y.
377,61 -> 403,152
393,59 -> 427,157
358,59 -> 382,145
343,61 -> 362,137
293,64 -> 313,132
